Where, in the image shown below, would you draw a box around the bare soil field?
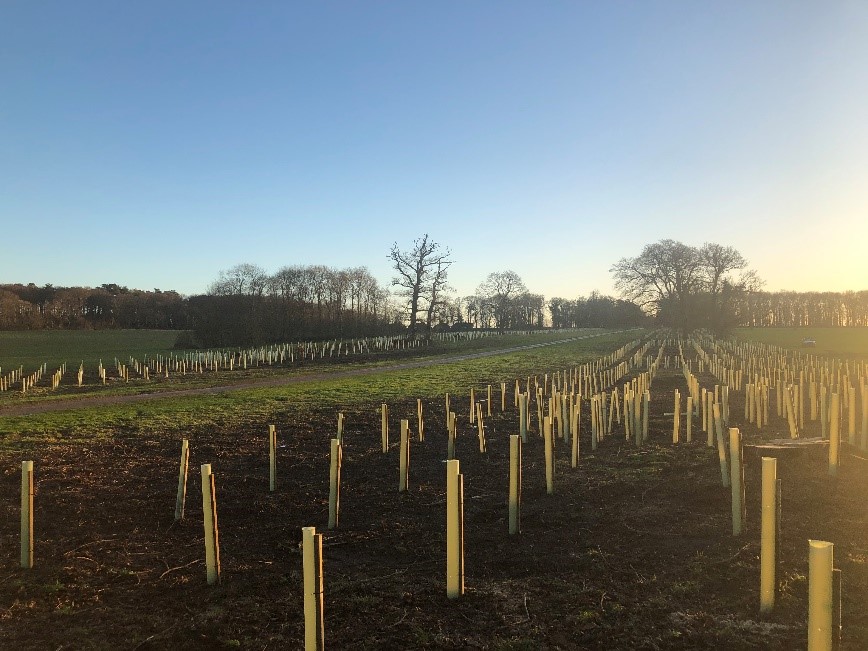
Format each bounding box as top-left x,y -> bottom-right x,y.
1,343 -> 866,650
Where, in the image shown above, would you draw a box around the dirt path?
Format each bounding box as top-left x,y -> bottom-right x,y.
0,330 -> 631,417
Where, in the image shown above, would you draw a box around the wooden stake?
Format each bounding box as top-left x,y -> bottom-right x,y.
21,460 -> 33,569
447,411 -> 456,460
269,425 -> 277,492
399,419 -> 410,492
381,403 -> 389,453
476,403 -> 486,452
175,439 -> 190,521
328,439 -> 342,529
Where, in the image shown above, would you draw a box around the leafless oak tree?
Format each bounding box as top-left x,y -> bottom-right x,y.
389,234 -> 452,337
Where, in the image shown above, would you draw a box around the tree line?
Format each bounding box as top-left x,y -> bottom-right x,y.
610,238 -> 868,330
191,263 -> 397,346
0,284 -> 188,330
3,236 -> 864,342
733,290 -> 868,327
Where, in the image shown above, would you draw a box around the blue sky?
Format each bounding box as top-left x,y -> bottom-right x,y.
2,2 -> 867,300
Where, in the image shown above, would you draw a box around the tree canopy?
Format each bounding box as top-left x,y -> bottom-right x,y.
610,239 -> 761,331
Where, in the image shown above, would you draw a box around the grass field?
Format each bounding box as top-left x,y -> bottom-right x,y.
0,329 -> 641,445
733,326 -> 868,358
0,329 -> 185,369
0,328 -> 631,407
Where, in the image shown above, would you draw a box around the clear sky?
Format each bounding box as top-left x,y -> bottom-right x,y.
2,2 -> 867,300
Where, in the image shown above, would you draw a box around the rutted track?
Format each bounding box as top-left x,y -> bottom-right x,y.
0,330 -> 635,417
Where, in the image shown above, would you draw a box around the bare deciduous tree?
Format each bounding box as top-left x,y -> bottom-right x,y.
611,239 -> 760,331
477,270 -> 528,331
389,234 -> 452,337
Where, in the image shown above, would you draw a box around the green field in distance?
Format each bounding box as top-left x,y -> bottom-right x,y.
0,329 -> 185,370
733,327 -> 868,358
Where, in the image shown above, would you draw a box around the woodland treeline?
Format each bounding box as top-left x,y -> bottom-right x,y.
0,270 -> 645,346
2,249 -> 866,345
734,291 -> 868,327
0,284 -> 188,330
3,279 -> 865,337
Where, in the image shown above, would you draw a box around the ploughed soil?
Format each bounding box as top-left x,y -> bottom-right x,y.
1,348 -> 867,650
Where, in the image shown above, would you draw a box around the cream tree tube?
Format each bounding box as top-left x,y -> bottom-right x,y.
820,386 -> 828,439
729,429 -> 744,536
861,383 -> 868,451
759,457 -> 777,613
714,404 -> 729,488
571,401 -> 581,467
509,436 -> 521,535
446,460 -> 464,599
302,526 -> 325,650
201,464 -> 221,585
686,396 -> 693,443
829,392 -> 840,476
544,416 -> 554,495
848,385 -> 856,445
642,390 -> 650,442
807,540 -> 833,651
